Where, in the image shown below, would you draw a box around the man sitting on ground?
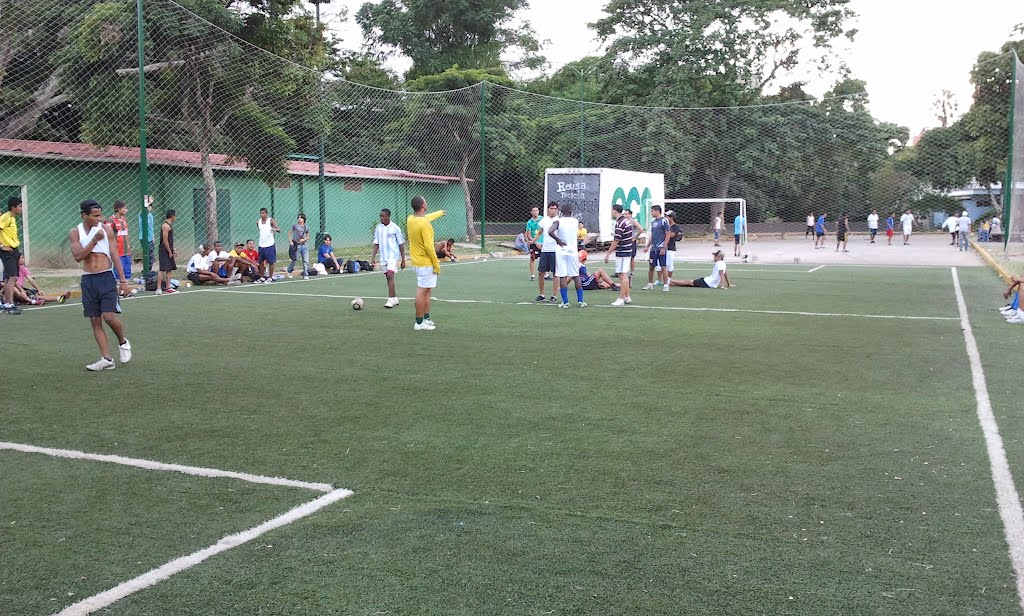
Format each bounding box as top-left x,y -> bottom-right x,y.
186,245 -> 230,285
435,238 -> 457,262
317,235 -> 344,273
228,242 -> 260,282
1000,275 -> 1024,323
7,255 -> 71,305
670,249 -> 732,289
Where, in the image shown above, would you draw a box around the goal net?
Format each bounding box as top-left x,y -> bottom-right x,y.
664,198 -> 750,261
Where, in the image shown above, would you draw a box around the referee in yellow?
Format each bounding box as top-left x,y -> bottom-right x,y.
407,195 -> 445,331
1,196 -> 24,315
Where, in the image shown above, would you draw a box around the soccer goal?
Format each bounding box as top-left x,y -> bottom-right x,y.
664,198 -> 750,261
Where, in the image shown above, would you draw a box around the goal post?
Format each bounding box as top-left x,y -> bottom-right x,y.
664,198 -> 749,261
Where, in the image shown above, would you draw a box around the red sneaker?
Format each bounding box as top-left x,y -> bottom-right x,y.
164,288 -> 178,294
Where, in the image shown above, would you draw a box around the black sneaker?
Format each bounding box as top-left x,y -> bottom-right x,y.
548,296 -> 558,303
534,295 -> 545,302
5,305 -> 22,315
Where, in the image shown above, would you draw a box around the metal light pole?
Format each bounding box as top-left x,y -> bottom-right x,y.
570,63 -> 600,168
312,1 -> 328,236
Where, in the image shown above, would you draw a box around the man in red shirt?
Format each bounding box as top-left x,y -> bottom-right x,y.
109,201 -> 131,279
243,239 -> 263,279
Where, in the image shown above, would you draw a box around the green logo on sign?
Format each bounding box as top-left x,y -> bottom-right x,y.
612,187 -> 653,226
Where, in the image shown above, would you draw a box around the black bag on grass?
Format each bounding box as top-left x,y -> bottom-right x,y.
143,271 -> 158,291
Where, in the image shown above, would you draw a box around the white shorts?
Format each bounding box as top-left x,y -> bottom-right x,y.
666,250 -> 676,272
415,266 -> 437,289
555,253 -> 580,278
613,256 -> 631,275
903,227 -> 912,236
382,258 -> 400,273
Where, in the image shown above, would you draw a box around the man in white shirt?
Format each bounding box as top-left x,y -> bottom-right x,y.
899,210 -> 914,245
713,213 -> 723,246
957,210 -> 972,252
186,245 -> 230,285
372,208 -> 406,308
941,214 -> 959,245
669,250 -> 731,289
546,203 -> 587,308
867,209 -> 879,244
806,213 -> 815,239
535,201 -> 560,303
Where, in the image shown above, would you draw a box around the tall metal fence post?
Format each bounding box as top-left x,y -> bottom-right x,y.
1005,48 -> 1019,252
479,80 -> 487,250
137,0 -> 151,274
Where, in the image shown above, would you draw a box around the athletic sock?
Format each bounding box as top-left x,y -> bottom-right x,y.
103,357 -> 113,362
576,288 -> 584,303
560,288 -> 569,304
416,317 -> 423,325
1013,292 -> 1021,311
423,313 -> 430,320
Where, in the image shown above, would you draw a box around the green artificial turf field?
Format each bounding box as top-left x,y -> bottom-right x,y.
3,258 -> 1023,615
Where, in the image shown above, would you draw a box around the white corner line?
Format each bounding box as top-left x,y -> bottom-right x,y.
950,266 -> 1024,612
807,265 -> 826,273
0,441 -> 334,493
55,488 -> 352,616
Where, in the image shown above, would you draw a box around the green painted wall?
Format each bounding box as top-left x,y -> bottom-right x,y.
0,157 -> 466,267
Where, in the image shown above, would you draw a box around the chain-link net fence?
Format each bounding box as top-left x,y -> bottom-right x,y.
1006,52 -> 1024,260
0,0 -> 1021,270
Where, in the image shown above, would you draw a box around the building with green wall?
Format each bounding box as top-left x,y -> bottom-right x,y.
0,139 -> 467,267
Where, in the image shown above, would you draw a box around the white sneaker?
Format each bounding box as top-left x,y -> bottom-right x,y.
625,296 -> 632,304
423,318 -> 434,326
611,298 -> 625,307
578,302 -> 588,308
287,273 -> 294,278
303,275 -> 309,280
558,303 -> 570,309
118,339 -> 132,364
385,297 -> 396,308
86,357 -> 115,371
661,285 -> 670,292
414,322 -> 436,331
1000,307 -> 1017,315
155,289 -> 163,295
1007,315 -> 1024,324
641,283 -> 654,290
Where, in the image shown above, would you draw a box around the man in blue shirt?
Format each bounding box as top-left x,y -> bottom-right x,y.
317,234 -> 343,273
642,205 -> 669,290
138,195 -> 155,268
814,212 -> 828,249
886,213 -> 895,245
733,212 -> 747,257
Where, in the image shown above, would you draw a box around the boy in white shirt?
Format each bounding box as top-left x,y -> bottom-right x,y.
372,208 -> 406,308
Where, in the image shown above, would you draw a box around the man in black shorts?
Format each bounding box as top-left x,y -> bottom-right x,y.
0,196 -> 24,314
70,200 -> 133,371
156,209 -> 177,294
535,201 -> 559,302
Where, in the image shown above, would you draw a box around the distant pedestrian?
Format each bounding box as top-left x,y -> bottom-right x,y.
733,211 -> 746,257
835,213 -> 850,252
957,210 -> 972,252
900,210 -> 914,245
155,209 -> 177,295
0,196 -> 24,314
814,212 -> 828,249
714,213 -> 722,246
806,212 -> 815,239
867,209 -> 879,243
109,200 -> 131,280
287,213 -> 310,279
886,213 -> 895,245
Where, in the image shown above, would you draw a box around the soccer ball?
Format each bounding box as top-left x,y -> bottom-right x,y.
578,249 -> 588,263
351,297 -> 364,310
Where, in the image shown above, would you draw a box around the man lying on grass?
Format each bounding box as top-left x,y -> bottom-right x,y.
669,250 -> 732,289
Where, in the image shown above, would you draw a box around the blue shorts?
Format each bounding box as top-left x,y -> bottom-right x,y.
218,265 -> 228,277
538,252 -> 556,273
734,234 -> 741,244
120,255 -> 132,278
82,271 -> 119,318
258,245 -> 277,264
649,250 -> 667,267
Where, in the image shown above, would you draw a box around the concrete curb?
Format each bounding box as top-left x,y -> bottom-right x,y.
970,239 -> 1013,283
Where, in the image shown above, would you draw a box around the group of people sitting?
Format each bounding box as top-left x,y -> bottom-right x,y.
0,254 -> 71,306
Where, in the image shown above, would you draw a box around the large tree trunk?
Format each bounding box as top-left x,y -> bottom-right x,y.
200,148 -> 218,244
0,71 -> 68,139
460,156 -> 476,242
710,165 -> 735,227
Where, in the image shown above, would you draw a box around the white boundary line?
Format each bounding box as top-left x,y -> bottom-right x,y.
807,265 -> 826,273
0,441 -> 334,492
55,488 -> 352,616
950,267 -> 1024,611
22,259 -> 492,312
2,441 -> 351,615
211,288 -> 958,321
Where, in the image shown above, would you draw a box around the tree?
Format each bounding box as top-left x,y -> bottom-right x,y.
355,0 -> 543,80
932,89 -> 959,128
56,0 -> 328,243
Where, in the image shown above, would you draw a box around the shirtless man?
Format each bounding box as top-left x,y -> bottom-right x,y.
69,200 -> 133,371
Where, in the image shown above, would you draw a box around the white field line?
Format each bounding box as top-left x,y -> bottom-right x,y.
950,267 -> 1024,611
55,488 -> 352,616
21,259 -> 493,312
807,265 -> 827,273
0,441 -> 334,492
210,288 -> 958,321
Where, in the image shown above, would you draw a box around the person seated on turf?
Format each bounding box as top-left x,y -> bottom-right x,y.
317,235 -> 344,273
228,242 -> 260,282
670,249 -> 732,289
207,240 -> 237,281
9,255 -> 71,305
242,239 -> 264,279
513,232 -> 530,253
435,238 -> 457,262
579,264 -> 619,291
576,221 -> 588,249
186,245 -> 230,285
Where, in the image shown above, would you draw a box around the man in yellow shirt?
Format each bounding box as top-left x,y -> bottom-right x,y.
1,196 -> 24,314
406,195 -> 445,331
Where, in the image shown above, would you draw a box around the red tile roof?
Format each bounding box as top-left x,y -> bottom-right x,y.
0,139 -> 460,184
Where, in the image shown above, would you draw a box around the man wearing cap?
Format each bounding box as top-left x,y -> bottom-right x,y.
957,210 -> 972,252
669,250 -> 731,289
0,196 -> 24,314
642,205 -> 669,291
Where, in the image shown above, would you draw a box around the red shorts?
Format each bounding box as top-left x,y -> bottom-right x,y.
886,229 -> 893,237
